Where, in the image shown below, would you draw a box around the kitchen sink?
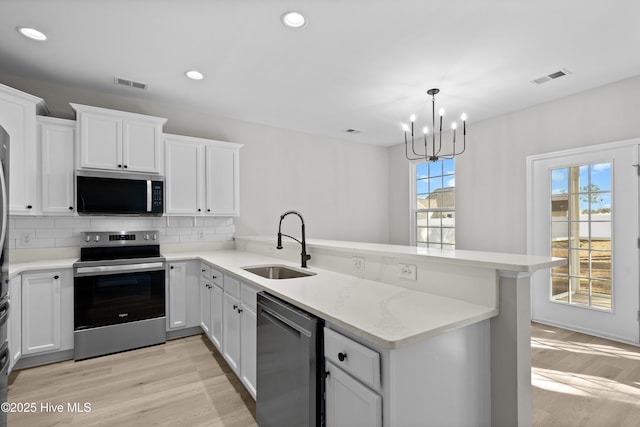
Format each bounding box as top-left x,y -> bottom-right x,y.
242,264 -> 316,280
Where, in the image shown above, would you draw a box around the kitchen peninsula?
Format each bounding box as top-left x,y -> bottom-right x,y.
9,237 -> 563,427
161,235 -> 563,427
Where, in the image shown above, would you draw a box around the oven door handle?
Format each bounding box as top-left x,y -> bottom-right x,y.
75,262 -> 165,276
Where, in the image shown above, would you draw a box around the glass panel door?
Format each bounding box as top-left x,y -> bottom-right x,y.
528,141 -> 639,344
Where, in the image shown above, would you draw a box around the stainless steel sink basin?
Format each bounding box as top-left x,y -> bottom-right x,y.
242,264 -> 316,280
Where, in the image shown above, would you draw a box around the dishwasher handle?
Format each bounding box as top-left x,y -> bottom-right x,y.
259,305 -> 312,338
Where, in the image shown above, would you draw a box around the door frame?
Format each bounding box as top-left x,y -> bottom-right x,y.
527,138 -> 640,344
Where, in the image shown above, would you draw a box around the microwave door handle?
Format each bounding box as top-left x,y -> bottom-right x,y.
146,180 -> 152,212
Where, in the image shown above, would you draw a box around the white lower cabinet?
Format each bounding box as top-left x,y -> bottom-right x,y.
210,282 -> 223,350
21,269 -> 73,356
167,262 -> 187,330
239,282 -> 258,399
167,261 -> 200,331
324,327 -> 382,427
222,288 -> 241,374
326,361 -> 382,427
200,265 -> 256,400
199,264 -> 212,335
8,275 -> 22,372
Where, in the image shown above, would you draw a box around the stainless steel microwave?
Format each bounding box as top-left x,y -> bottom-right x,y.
76,171 -> 163,216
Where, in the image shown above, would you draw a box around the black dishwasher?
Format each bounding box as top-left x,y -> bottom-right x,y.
256,292 -> 324,427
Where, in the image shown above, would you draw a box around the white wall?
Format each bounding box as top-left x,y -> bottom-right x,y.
0,74 -> 390,244
389,74 -> 640,253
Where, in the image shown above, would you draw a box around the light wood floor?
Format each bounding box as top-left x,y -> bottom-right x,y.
8,325 -> 640,426
531,322 -> 640,426
8,334 -> 257,427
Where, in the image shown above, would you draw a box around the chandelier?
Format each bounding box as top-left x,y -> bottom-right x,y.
402,88 -> 467,162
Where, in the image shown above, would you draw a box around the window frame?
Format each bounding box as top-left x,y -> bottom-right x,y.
409,159 -> 455,248
549,162 -> 613,311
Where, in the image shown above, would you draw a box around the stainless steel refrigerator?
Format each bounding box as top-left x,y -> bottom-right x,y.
0,125 -> 9,427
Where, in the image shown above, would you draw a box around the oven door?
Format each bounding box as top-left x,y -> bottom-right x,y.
74,263 -> 165,330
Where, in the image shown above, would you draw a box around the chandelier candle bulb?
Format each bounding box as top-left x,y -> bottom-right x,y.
461,113 -> 467,136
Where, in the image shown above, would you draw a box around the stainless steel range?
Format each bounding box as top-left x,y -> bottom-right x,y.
73,230 -> 166,360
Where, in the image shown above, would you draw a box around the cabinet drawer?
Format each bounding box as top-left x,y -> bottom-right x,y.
200,263 -> 210,280
210,267 -> 223,287
240,282 -> 258,312
324,328 -> 381,390
223,274 -> 240,298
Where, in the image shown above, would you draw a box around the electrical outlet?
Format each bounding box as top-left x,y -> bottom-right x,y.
20,232 -> 33,246
352,256 -> 365,272
197,230 -> 205,240
399,263 -> 417,280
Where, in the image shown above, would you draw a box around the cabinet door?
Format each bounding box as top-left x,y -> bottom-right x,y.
39,117 -> 75,215
205,144 -> 240,216
122,120 -> 161,173
200,279 -> 212,335
164,137 -> 203,215
78,112 -> 122,170
167,263 -> 187,330
0,87 -> 40,214
222,292 -> 241,374
8,275 -> 21,371
240,306 -> 257,399
210,283 -> 223,350
325,361 -> 382,427
22,272 -> 62,355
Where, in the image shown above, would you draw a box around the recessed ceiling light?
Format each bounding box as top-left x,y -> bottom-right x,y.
16,26 -> 48,41
281,11 -> 306,28
185,70 -> 204,80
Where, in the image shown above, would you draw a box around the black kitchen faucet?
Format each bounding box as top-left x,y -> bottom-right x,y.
276,210 -> 311,268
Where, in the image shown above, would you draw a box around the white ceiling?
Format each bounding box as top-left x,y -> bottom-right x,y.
2,0 -> 639,146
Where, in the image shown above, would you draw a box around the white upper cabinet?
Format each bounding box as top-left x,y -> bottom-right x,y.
0,83 -> 48,215
205,143 -> 240,216
38,117 -> 75,215
164,133 -> 241,216
164,135 -> 203,215
71,103 -> 167,174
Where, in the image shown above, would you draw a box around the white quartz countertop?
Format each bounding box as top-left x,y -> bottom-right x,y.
164,249 -> 498,349
9,257 -> 79,278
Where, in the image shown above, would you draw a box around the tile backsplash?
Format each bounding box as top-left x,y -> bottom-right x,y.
8,216 -> 235,249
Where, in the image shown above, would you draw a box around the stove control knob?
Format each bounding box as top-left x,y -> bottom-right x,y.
85,235 -> 91,243
144,233 -> 150,240
153,233 -> 157,240
95,235 -> 101,242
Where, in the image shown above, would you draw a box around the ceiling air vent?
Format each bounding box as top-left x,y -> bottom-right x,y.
114,76 -> 148,90
531,68 -> 572,85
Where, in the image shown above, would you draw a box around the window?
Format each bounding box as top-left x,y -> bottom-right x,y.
550,163 -> 612,310
413,159 -> 455,248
